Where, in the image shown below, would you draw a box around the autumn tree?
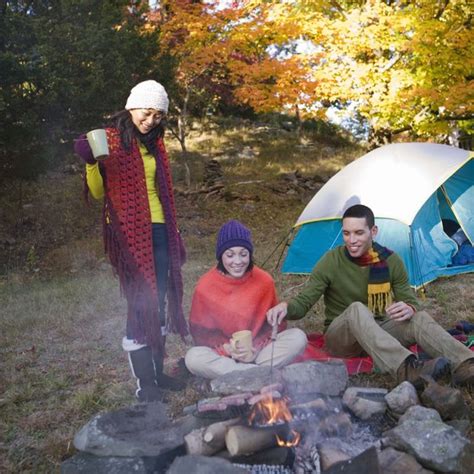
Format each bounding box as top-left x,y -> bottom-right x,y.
152,2 -> 230,153
252,0 -> 474,144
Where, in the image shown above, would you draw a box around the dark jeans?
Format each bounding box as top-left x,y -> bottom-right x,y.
126,223 -> 169,339
152,223 -> 169,327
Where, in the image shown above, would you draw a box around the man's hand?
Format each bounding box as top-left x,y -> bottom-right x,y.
386,301 -> 415,321
266,302 -> 288,326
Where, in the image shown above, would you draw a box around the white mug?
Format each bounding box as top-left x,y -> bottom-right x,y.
86,129 -> 109,161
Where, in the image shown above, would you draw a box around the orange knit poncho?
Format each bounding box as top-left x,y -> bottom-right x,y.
189,266 -> 285,355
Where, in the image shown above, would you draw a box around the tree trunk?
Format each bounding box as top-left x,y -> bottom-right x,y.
295,104 -> 302,139
177,87 -> 191,188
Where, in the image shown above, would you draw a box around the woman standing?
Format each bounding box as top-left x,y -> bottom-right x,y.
74,80 -> 187,402
185,220 -> 307,379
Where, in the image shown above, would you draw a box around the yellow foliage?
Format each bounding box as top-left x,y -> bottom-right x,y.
150,0 -> 473,138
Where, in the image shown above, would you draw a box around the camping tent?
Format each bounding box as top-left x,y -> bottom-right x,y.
282,143 -> 474,288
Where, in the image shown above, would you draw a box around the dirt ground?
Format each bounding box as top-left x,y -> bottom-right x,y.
1,124 -> 473,472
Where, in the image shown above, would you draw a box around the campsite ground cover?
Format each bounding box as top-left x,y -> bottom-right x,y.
0,120 -> 472,472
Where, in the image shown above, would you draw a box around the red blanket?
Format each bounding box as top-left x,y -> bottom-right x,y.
295,332 -> 473,375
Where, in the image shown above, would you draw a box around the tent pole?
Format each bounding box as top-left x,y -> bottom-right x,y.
260,228 -> 294,271
274,229 -> 294,272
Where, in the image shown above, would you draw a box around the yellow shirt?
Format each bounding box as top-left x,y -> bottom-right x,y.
85,144 -> 165,223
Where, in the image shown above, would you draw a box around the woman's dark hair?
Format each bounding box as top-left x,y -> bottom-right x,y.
109,110 -> 165,151
217,256 -> 254,275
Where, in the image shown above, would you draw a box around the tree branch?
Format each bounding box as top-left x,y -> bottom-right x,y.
330,1 -> 349,20
390,113 -> 474,137
441,114 -> 474,121
434,0 -> 450,20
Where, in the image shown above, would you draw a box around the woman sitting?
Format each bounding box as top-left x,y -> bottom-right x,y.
185,220 -> 307,379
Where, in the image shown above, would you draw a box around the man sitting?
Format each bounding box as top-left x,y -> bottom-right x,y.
267,204 -> 473,388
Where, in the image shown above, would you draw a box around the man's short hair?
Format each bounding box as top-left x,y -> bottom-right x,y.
342,204 -> 375,228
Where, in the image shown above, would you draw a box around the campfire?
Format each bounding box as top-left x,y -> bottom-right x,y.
68,361 -> 471,473
184,377 -> 371,473
248,393 -> 301,448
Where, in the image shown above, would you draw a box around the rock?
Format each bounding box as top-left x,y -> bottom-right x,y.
239,146 -> 256,159
323,446 -> 380,474
210,366 -> 282,395
459,442 -> 474,474
318,412 -> 353,438
420,380 -> 470,420
398,405 -> 442,425
318,442 -> 351,470
385,381 -> 419,414
73,403 -> 190,457
342,387 -> 388,420
445,419 -> 471,437
60,452 -> 167,474
384,418 -> 470,472
378,447 -> 433,473
281,360 -> 348,397
166,455 -> 247,473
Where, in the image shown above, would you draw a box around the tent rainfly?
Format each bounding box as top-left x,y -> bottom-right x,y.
282,143 -> 474,288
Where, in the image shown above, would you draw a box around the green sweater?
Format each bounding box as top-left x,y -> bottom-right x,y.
287,245 -> 420,328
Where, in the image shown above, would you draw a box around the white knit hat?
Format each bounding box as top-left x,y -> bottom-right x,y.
125,80 -> 169,113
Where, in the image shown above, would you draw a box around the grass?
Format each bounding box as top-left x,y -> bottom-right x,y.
0,119 -> 473,472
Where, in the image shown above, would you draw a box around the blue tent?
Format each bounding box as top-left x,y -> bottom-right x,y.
282,143 -> 474,288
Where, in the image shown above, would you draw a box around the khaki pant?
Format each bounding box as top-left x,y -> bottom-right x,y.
324,302 -> 473,376
185,328 -> 307,379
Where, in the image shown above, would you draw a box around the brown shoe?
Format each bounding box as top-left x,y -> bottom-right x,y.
452,359 -> 474,387
397,356 -> 450,389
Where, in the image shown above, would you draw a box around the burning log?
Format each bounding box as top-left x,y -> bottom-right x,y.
248,391 -> 282,406
196,393 -> 253,413
184,418 -> 239,456
225,425 -> 285,456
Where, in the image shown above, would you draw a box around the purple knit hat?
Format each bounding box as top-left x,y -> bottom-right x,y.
216,220 -> 253,259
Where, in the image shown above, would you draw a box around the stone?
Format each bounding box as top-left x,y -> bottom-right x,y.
210,366 -> 282,395
166,455 -> 248,473
420,380 -> 470,420
319,443 -> 351,470
73,402 -> 192,457
398,405 -> 442,425
445,419 -> 471,436
384,418 -> 471,472
60,452 -> 150,474
323,446 -> 380,474
385,381 -> 419,414
378,447 -> 433,473
239,146 -> 256,159
281,360 -> 348,397
342,387 -> 388,420
459,442 -> 474,474
317,412 -> 353,438
60,451 -> 185,474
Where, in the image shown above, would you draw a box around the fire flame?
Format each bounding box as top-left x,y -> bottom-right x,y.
248,394 -> 300,447
277,430 -> 301,447
248,394 -> 293,426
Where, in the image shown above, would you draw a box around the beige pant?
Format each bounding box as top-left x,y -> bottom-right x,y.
324,302 -> 473,376
185,328 -> 308,379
